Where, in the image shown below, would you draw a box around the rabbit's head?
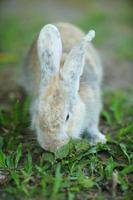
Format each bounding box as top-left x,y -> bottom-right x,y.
32,24 -> 95,151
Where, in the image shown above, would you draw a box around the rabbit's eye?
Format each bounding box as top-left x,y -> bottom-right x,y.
66,114 -> 69,121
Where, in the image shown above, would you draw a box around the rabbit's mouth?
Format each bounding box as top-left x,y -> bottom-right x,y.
36,126 -> 69,152
38,134 -> 69,152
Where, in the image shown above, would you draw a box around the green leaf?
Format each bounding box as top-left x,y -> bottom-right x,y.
52,164 -> 62,195
6,154 -> 14,168
120,143 -> 130,163
77,168 -> 94,188
41,152 -> 55,164
80,177 -> 94,188
11,171 -> 20,188
75,139 -> 89,152
0,150 -> 6,167
0,136 -> 4,148
105,157 -> 117,177
118,123 -> 133,138
55,143 -> 69,159
120,165 -> 133,175
102,110 -> 112,124
15,144 -> 22,168
24,150 -> 32,174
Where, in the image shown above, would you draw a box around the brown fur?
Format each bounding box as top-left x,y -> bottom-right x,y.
38,76 -> 67,132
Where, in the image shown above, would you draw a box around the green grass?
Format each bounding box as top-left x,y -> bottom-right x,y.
0,0 -> 133,199
0,16 -> 47,51
0,90 -> 133,200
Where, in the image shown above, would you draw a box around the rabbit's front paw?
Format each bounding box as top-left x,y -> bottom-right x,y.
89,132 -> 106,146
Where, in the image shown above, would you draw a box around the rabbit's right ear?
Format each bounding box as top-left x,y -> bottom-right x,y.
37,24 -> 62,87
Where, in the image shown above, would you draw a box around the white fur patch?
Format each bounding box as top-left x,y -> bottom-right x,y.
37,24 -> 62,87
89,132 -> 107,145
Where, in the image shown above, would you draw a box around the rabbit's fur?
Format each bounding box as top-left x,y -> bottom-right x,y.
21,22 -> 106,152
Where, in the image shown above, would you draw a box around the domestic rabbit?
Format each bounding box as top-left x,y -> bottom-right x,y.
21,22 -> 106,152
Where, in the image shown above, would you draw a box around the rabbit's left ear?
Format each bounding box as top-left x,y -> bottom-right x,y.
60,30 -> 95,99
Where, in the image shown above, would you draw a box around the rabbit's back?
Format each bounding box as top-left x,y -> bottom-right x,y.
56,23 -> 84,53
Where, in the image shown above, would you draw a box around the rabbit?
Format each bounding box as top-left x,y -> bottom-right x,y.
21,22 -> 106,152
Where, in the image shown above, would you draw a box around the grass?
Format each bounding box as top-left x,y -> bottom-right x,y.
0,0 -> 133,199
0,90 -> 133,200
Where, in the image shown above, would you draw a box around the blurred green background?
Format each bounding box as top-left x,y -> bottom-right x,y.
0,0 -> 133,94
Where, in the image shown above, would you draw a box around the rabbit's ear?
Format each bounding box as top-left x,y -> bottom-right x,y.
60,30 -> 95,98
37,24 -> 62,86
